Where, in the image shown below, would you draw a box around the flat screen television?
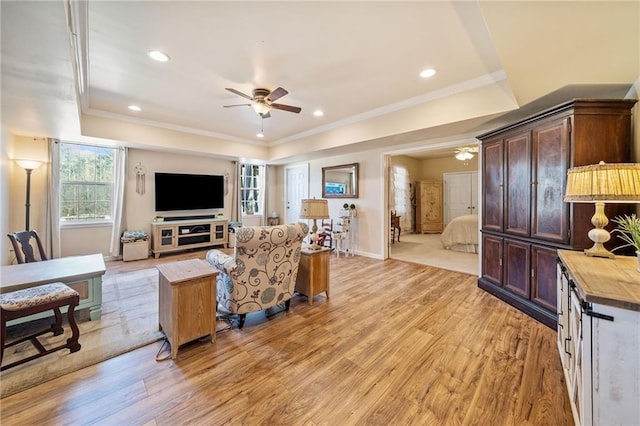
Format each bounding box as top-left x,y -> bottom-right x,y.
154,172 -> 224,211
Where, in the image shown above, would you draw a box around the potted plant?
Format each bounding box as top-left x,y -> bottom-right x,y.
612,213 -> 640,271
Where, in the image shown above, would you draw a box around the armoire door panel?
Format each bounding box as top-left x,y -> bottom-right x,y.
482,140 -> 503,232
504,239 -> 530,298
505,132 -> 531,237
531,245 -> 558,312
532,118 -> 570,243
482,235 -> 503,285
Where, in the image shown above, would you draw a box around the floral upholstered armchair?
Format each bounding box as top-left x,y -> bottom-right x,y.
205,222 -> 308,328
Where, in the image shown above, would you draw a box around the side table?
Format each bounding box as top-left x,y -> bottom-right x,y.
157,259 -> 218,359
295,247 -> 331,305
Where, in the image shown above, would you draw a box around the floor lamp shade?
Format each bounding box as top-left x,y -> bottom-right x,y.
15,159 -> 43,231
300,198 -> 330,250
564,162 -> 640,258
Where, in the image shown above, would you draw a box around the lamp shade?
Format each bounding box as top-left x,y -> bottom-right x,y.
15,159 -> 43,170
564,162 -> 640,203
300,198 -> 329,219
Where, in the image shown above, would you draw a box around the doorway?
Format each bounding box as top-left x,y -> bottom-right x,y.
285,164 -> 309,225
386,149 -> 479,276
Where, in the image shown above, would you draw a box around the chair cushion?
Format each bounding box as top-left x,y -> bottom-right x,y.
0,283 -> 78,311
121,230 -> 149,243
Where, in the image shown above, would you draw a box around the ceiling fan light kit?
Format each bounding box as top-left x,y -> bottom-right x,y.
251,102 -> 271,116
224,86 -> 302,118
454,146 -> 478,161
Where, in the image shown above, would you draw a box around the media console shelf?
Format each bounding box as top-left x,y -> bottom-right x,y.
151,217 -> 228,258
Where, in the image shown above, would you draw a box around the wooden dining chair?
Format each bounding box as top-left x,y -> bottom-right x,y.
390,211 -> 401,243
7,230 -> 48,264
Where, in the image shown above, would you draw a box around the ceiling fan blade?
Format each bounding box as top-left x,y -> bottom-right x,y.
223,103 -> 251,108
225,88 -> 253,101
268,87 -> 288,102
270,103 -> 302,113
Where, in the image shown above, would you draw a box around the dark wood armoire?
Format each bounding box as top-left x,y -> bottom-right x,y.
477,99 -> 637,328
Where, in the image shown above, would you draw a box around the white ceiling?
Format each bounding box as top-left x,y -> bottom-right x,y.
1,1 -> 638,162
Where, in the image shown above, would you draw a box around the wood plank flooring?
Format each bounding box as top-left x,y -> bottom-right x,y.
0,250 -> 573,425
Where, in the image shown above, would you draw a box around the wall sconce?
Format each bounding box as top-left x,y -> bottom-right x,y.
299,198 -> 329,250
15,159 -> 44,231
563,161 -> 640,258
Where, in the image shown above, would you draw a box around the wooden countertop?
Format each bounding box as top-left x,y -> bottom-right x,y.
156,259 -> 217,284
558,250 -> 640,312
0,253 -> 106,292
301,246 -> 332,256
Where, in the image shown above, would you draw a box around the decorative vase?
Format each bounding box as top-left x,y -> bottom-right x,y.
637,251 -> 640,272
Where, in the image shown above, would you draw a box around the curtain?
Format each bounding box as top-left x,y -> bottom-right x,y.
257,165 -> 266,225
109,147 -> 127,257
232,161 -> 240,222
392,165 -> 412,234
44,139 -> 61,258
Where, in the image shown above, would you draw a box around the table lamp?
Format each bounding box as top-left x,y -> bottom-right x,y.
563,161 -> 640,258
300,198 -> 329,250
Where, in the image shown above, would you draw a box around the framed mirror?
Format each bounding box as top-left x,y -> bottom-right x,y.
322,163 -> 359,198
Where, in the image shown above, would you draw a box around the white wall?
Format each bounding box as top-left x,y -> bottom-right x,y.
419,155 -> 479,181
1,127 -> 11,264
275,150 -> 384,259
125,149 -> 236,234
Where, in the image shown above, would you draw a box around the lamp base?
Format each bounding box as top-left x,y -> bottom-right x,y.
583,202 -> 615,258
584,243 -> 615,259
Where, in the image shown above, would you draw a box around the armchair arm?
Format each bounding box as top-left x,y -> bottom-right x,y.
205,249 -> 236,275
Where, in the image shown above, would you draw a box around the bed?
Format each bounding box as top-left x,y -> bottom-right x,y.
440,214 -> 479,253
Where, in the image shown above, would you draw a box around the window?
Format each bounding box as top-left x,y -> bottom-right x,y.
59,142 -> 115,222
240,164 -> 264,215
392,164 -> 412,231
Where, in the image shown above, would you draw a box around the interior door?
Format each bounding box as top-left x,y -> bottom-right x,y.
444,171 -> 478,225
285,164 -> 309,225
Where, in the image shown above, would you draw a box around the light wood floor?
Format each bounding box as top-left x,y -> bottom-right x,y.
0,250 -> 573,425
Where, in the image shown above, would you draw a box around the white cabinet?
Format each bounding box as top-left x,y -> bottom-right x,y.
151,218 -> 228,258
557,250 -> 640,426
443,171 -> 478,225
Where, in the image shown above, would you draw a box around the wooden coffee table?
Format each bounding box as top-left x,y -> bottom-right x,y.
157,259 -> 218,359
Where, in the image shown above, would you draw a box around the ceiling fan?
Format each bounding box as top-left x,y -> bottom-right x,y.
454,146 -> 479,161
224,87 -> 302,118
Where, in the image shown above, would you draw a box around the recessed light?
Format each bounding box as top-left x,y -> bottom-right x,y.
148,51 -> 170,62
128,105 -> 141,112
419,68 -> 437,78
313,110 -> 324,117
256,132 -> 264,138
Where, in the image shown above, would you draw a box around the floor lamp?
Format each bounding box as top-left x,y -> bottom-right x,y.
15,159 -> 43,231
